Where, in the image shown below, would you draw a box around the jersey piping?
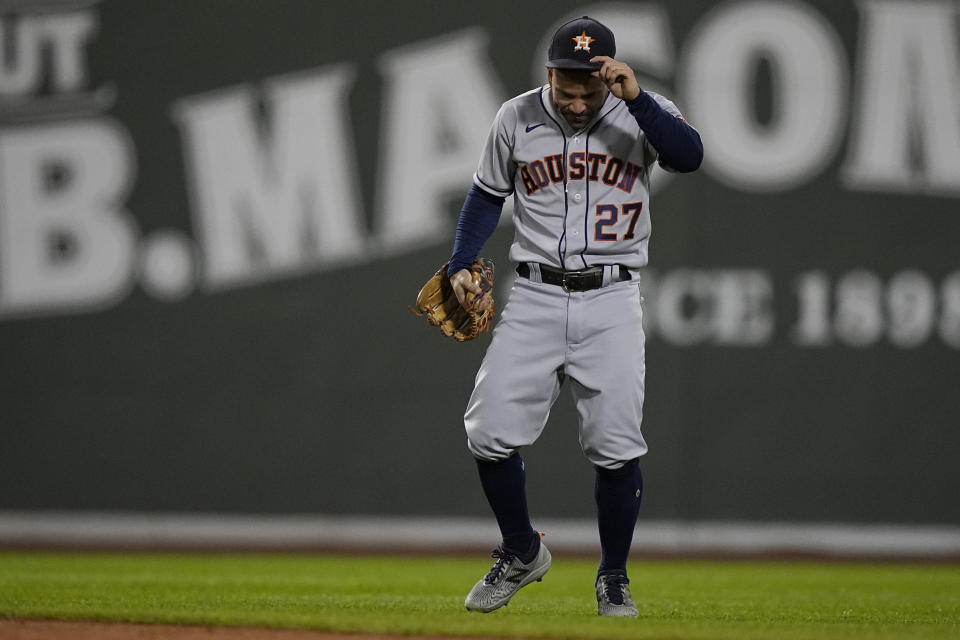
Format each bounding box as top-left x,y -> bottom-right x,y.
579,99 -> 625,268
537,88 -> 569,268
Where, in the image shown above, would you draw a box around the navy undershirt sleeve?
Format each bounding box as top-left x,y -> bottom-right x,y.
625,92 -> 703,173
448,184 -> 506,275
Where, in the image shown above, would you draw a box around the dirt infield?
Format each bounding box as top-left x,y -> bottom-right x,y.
0,620 -> 506,640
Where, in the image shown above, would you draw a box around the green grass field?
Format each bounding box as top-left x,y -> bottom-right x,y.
1,551 -> 958,639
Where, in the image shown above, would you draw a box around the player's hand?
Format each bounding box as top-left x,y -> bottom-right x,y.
450,268 -> 489,310
590,56 -> 641,101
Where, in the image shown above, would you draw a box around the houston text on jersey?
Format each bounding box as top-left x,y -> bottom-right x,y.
519,152 -> 643,196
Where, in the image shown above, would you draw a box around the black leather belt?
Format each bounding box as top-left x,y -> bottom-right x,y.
516,263 -> 631,292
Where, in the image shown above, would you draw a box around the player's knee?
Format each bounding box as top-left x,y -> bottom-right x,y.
465,426 -> 514,462
585,445 -> 647,470
594,457 -> 641,477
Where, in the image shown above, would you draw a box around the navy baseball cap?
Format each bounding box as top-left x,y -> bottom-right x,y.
546,16 -> 616,71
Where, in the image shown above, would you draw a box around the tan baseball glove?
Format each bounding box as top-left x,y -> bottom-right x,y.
410,258 -> 495,341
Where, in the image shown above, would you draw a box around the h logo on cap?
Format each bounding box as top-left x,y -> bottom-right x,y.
572,30 -> 594,53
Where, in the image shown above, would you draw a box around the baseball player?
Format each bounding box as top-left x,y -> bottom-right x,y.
448,16 -> 702,616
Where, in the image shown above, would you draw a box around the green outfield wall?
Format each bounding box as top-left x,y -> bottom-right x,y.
1,0 -> 958,525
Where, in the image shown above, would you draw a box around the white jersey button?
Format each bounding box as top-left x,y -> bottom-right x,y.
573,193 -> 583,202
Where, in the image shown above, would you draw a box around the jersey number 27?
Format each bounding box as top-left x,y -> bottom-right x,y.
595,202 -> 644,242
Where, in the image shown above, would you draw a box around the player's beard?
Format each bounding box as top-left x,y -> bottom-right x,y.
557,103 -> 595,130
566,112 -> 591,129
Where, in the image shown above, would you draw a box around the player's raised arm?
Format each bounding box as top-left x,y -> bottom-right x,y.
590,55 -> 703,173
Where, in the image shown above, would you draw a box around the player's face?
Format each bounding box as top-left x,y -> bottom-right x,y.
548,68 -> 608,130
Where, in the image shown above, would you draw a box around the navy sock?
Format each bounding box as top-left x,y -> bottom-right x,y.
595,458 -> 643,574
476,454 -> 540,563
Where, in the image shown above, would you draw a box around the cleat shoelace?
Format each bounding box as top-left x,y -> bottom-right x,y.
484,547 -> 514,584
600,575 -> 629,606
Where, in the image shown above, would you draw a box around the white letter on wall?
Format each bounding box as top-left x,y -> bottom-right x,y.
844,0 -> 960,195
173,66 -> 366,290
376,30 -> 505,253
681,0 -> 848,191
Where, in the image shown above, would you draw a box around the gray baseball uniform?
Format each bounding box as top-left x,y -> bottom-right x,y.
464,85 -> 689,468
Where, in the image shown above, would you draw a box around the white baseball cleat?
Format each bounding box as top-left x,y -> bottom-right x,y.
596,572 -> 639,617
464,541 -> 551,612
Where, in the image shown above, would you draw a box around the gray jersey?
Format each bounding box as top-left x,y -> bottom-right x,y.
473,86 -> 686,271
